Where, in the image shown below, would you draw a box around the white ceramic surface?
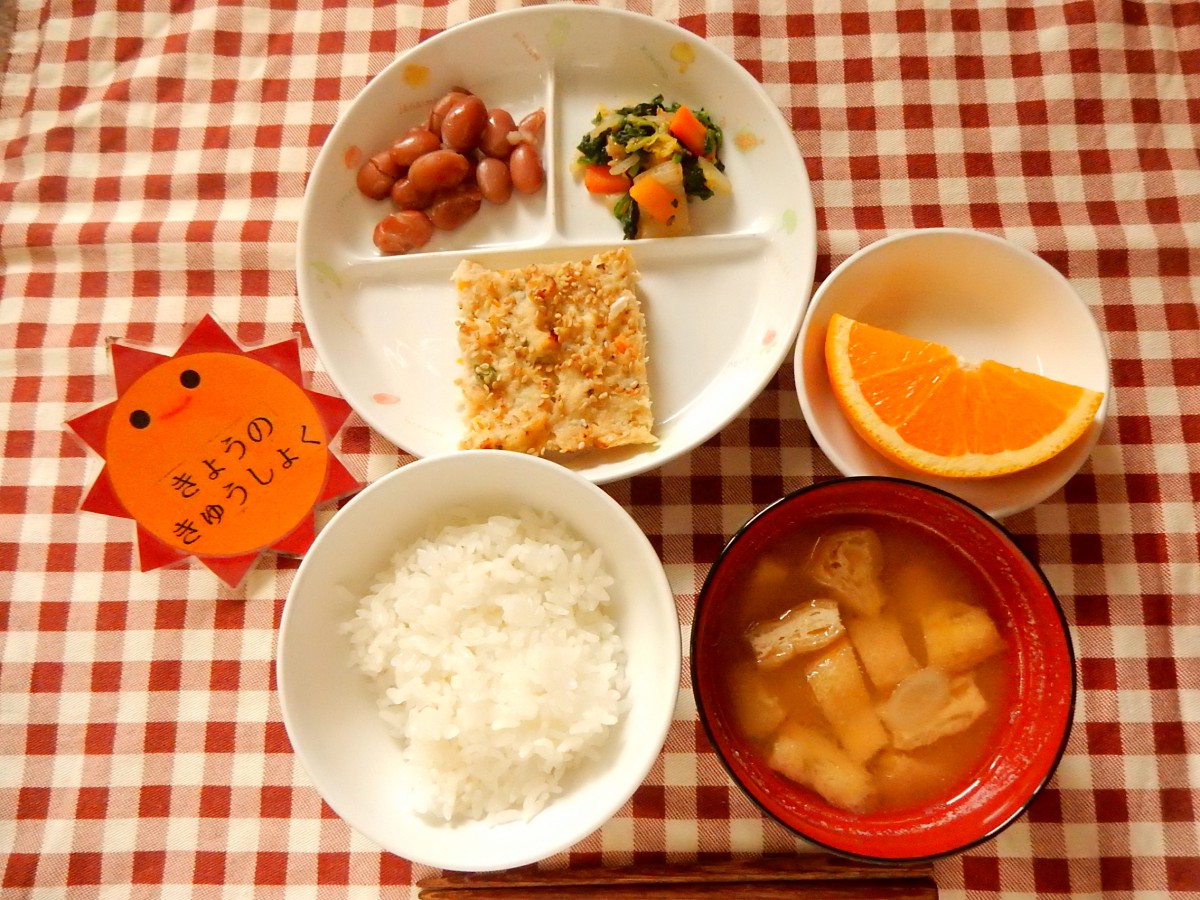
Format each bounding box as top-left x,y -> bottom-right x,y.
276,451 -> 681,871
794,228 -> 1111,518
296,6 -> 817,483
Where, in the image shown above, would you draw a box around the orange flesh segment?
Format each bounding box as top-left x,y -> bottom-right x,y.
826,314 -> 1104,478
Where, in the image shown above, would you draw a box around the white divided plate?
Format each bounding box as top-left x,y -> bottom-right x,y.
297,6 -> 817,483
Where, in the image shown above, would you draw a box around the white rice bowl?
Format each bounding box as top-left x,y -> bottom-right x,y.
277,451 -> 680,872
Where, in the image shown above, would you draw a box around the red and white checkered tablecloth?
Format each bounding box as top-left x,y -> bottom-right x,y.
2,0 -> 1197,896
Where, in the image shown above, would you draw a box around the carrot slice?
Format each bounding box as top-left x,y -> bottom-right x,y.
668,105 -> 708,157
583,164 -> 632,194
629,175 -> 682,225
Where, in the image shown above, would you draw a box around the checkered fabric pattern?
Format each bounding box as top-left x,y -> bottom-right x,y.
2,0 -> 1198,896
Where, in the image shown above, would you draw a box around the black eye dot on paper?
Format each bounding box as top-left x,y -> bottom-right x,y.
129,409 -> 151,429
180,369 -> 201,389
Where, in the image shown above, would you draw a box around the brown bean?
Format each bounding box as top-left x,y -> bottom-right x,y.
389,128 -> 441,168
462,154 -> 479,184
479,108 -> 517,159
508,143 -> 545,195
373,210 -> 434,255
356,151 -> 400,200
407,149 -> 471,193
518,108 -> 546,143
428,90 -> 469,133
373,150 -> 402,178
475,157 -> 512,204
390,177 -> 433,211
428,183 -> 483,230
440,94 -> 487,153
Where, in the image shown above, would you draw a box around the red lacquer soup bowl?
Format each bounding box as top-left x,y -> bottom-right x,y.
691,477 -> 1076,863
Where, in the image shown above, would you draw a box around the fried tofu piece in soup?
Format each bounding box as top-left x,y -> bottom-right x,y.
844,613 -> 919,691
768,723 -> 877,814
805,640 -> 889,765
746,598 -> 844,669
917,599 -> 1005,673
808,528 -> 886,617
879,668 -> 989,751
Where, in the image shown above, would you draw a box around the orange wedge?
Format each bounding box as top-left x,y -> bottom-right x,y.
824,314 -> 1104,478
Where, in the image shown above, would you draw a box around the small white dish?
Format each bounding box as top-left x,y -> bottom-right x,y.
296,6 -> 817,483
794,228 -> 1110,518
276,450 -> 680,871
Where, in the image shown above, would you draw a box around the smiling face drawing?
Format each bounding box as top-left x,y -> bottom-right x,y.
68,315 -> 360,587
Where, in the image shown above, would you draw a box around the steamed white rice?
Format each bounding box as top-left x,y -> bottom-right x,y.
342,506 -> 628,824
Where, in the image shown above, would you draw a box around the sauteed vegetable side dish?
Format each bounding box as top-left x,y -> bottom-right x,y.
576,95 -> 731,239
718,519 -> 1012,815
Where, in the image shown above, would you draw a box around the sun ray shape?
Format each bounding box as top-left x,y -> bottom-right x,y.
68,315 -> 362,588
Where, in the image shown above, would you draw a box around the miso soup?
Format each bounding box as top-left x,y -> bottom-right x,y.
716,516 -> 1013,815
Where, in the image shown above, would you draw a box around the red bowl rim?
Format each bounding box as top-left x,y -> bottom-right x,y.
691,475 -> 1077,864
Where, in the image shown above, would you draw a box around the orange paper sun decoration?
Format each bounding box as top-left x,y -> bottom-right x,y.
68,315 -> 361,588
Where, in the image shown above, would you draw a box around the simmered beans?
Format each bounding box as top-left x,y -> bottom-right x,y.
518,109 -> 546,142
475,157 -> 512,205
509,143 -> 545,195
356,151 -> 401,200
373,211 -> 435,255
480,108 -> 517,159
407,149 -> 471,193
390,177 -> 432,211
428,183 -> 483,231
440,95 -> 488,152
390,128 -> 441,168
428,89 -> 469,133
356,88 -> 546,255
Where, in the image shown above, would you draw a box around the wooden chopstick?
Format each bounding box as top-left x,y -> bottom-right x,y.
419,885 -> 935,899
417,854 -> 937,898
